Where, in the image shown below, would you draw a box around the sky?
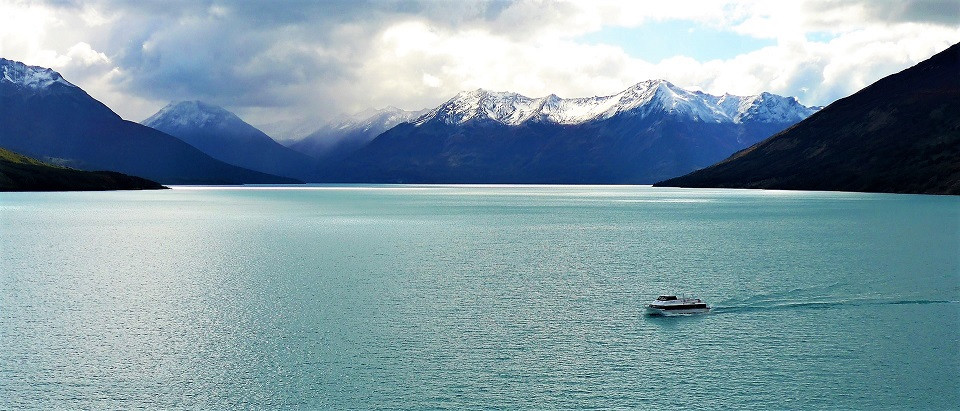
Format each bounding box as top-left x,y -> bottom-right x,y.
1,0 -> 958,132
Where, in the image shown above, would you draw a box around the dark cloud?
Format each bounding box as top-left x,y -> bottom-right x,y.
863,0 -> 960,26
36,0 -> 520,118
804,0 -> 960,27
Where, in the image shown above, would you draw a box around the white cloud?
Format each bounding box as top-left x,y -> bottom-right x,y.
357,19 -> 651,113
0,0 -> 957,126
351,3 -> 958,113
0,2 -> 64,68
422,73 -> 442,88
65,42 -> 110,66
690,22 -> 960,104
588,0 -> 742,28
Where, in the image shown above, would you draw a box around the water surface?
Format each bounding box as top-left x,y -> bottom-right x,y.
1,186 -> 957,408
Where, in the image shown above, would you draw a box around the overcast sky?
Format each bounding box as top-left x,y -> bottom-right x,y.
2,0 -> 958,127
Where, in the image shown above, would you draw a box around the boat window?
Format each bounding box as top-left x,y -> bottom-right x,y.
657,295 -> 678,301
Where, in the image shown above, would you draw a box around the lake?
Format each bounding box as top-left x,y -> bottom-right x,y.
1,185 -> 957,409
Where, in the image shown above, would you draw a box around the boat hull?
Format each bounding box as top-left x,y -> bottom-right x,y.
645,306 -> 711,316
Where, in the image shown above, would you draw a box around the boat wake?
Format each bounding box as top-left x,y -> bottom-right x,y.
710,298 -> 958,315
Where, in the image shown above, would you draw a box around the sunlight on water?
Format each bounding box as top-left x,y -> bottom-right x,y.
1,186 -> 957,408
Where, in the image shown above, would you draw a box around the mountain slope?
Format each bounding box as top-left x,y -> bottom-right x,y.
143,101 -> 317,180
287,106 -> 427,160
321,81 -> 817,183
0,147 -> 166,191
0,58 -> 297,185
655,43 -> 960,195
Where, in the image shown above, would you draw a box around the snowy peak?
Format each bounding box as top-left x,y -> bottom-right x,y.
0,58 -> 76,90
414,88 -> 540,126
731,92 -> 819,123
607,79 -> 731,122
141,100 -> 280,146
142,100 -> 242,130
415,80 -> 818,127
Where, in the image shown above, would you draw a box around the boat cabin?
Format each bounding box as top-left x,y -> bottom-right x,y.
656,295 -> 678,301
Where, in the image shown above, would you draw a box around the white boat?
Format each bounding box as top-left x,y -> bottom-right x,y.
645,295 -> 710,316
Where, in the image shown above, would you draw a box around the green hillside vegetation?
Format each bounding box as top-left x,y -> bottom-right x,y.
0,147 -> 167,191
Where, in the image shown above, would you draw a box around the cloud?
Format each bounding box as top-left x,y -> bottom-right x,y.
0,0 -> 957,128
838,0 -> 960,27
65,42 -> 109,66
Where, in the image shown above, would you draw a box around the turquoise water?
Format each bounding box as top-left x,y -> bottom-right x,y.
1,185 -> 957,409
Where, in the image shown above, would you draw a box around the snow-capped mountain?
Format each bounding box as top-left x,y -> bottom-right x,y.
318,81 -> 818,183
287,106 -> 427,159
144,100 -> 237,130
0,58 -> 293,184
414,80 -> 817,127
720,92 -> 819,124
1,58 -> 77,91
142,101 -> 317,180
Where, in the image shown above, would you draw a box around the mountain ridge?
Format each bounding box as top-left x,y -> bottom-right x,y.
318,82 -> 817,183
412,80 -> 817,127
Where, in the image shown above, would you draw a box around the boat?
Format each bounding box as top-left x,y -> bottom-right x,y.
645,295 -> 710,316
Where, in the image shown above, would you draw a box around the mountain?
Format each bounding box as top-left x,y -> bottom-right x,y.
142,101 -> 317,181
655,43 -> 960,195
0,58 -> 297,184
0,147 -> 166,191
287,106 -> 427,160
321,80 -> 818,183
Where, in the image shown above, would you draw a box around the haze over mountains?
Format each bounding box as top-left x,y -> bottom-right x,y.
256,118 -> 327,144
287,106 -> 427,161
657,42 -> 960,195
0,58 -> 296,185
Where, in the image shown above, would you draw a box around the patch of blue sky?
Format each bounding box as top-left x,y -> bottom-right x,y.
806,31 -> 840,43
577,20 -> 775,62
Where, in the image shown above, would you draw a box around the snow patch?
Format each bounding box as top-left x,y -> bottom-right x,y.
142,101 -> 236,129
0,58 -> 76,90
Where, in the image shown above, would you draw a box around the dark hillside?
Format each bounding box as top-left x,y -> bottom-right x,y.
656,43 -> 960,195
0,147 -> 166,191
